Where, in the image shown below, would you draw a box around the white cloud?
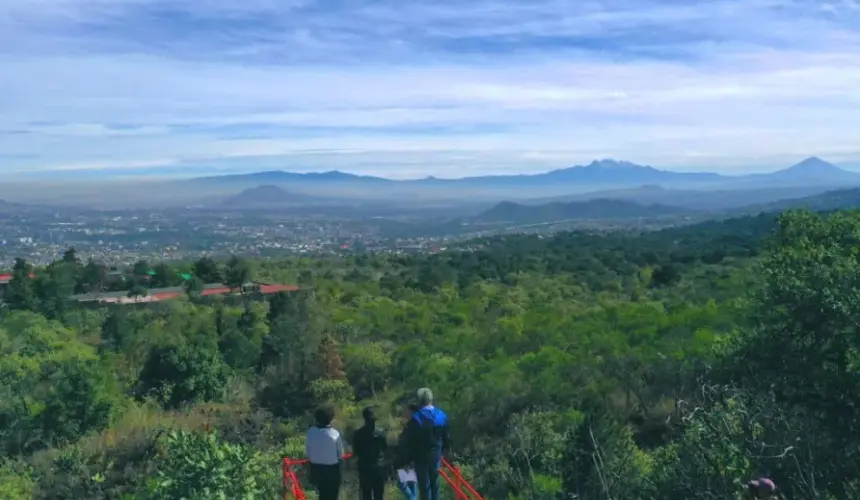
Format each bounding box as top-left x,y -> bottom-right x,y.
0,0 -> 859,177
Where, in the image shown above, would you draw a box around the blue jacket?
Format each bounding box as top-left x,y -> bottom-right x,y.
406,405 -> 450,463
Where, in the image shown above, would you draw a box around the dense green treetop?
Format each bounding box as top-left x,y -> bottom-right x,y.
1,209 -> 858,499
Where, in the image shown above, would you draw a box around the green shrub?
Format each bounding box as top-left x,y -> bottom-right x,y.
142,429 -> 277,500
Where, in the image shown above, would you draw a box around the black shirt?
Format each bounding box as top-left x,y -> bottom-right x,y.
352,423 -> 388,469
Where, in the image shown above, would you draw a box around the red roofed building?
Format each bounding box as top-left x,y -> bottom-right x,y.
0,272 -> 36,284
69,281 -> 301,305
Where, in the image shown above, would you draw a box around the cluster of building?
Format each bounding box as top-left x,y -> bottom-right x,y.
70,281 -> 300,305
0,273 -> 300,306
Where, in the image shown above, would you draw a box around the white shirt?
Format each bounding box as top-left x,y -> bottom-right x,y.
305,426 -> 344,465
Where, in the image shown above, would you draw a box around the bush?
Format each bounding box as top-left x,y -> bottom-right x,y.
142,429 -> 277,500
137,343 -> 229,409
0,459 -> 34,499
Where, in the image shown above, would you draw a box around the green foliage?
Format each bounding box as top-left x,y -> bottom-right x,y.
216,303 -> 269,370
142,430 -> 277,500
76,259 -> 107,294
342,341 -> 392,398
127,285 -> 148,298
708,209 -> 860,498
0,312 -> 123,455
308,378 -> 354,408
224,255 -> 251,290
38,358 -> 124,447
192,256 -> 222,283
137,341 -> 229,409
6,209 -> 860,499
563,411 -> 651,500
184,275 -> 205,298
0,459 -> 34,500
5,258 -> 38,312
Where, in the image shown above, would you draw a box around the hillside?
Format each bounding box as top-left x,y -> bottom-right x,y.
221,184 -> 315,207
529,184 -> 843,210
1,208 -> 859,499
477,198 -> 689,223
753,186 -> 860,213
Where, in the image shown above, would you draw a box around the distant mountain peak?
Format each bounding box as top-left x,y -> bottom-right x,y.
312,170 -> 350,178
585,159 -> 645,170
786,157 -> 840,172
760,157 -> 860,183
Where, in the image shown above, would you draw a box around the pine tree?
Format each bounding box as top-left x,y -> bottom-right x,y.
5,258 -> 36,311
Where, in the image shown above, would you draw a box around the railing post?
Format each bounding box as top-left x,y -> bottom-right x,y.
281,458 -> 290,500
284,454 -> 484,500
283,454 -> 352,500
440,468 -> 470,499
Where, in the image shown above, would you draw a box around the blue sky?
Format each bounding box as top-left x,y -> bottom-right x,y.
1,0 -> 859,179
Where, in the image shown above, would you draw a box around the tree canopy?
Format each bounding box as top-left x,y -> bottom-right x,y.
2,209 -> 859,499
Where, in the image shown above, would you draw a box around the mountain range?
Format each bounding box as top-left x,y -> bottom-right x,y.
477,199 -> 688,224
2,156 -> 854,210
191,157 -> 859,191
474,185 -> 860,227
738,187 -> 860,215
523,184 -> 847,211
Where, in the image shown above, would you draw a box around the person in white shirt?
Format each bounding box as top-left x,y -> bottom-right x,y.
305,404 -> 344,500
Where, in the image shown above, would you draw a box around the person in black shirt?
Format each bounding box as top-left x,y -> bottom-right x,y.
394,403 -> 419,500
353,406 -> 388,500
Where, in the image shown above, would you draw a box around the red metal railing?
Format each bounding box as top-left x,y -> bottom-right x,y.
282,454 -> 483,500
442,458 -> 485,500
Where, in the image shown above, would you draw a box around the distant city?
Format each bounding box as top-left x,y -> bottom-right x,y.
3,156 -> 860,270
0,207 -> 461,269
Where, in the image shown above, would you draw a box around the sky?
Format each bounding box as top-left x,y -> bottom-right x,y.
1,0 -> 860,179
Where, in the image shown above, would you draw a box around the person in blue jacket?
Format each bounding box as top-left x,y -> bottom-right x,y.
405,388 -> 450,500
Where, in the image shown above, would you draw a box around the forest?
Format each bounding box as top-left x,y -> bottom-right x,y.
1,208 -> 858,499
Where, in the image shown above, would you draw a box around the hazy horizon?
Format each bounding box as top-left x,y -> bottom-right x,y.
2,0 -> 859,179
4,157 -> 860,183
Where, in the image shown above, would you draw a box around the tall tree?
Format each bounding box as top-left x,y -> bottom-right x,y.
266,291 -> 296,325
61,247 -> 80,266
132,259 -> 150,277
127,285 -> 148,299
101,307 -> 134,353
33,261 -> 77,319
151,262 -> 175,288
138,342 -> 229,409
183,276 -> 205,299
192,256 -> 222,284
224,255 -> 251,291
76,258 -> 106,294
5,258 -> 36,312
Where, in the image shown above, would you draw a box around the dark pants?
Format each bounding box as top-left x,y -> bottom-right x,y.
310,463 -> 341,500
415,456 -> 442,500
358,466 -> 386,500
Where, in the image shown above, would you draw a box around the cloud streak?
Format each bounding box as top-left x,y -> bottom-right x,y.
1,0 -> 859,177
